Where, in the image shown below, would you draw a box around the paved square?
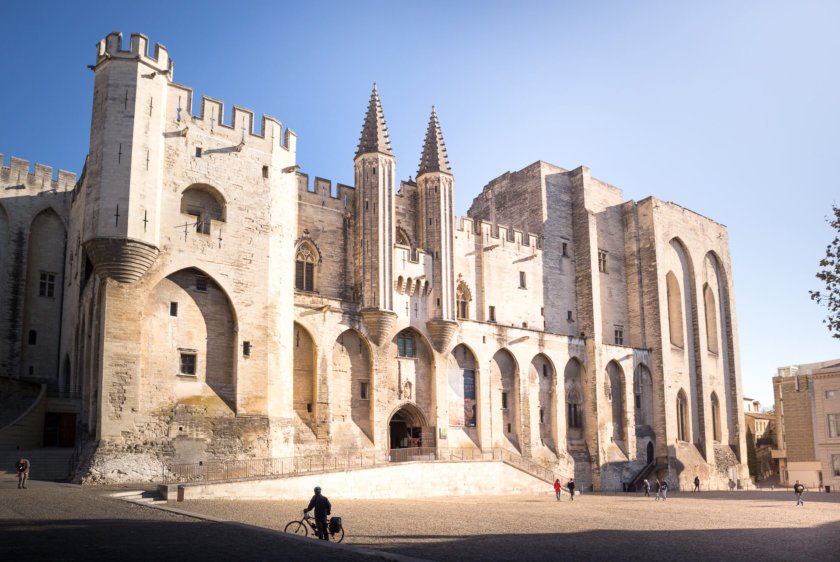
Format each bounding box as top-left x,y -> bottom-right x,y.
176,490 -> 840,561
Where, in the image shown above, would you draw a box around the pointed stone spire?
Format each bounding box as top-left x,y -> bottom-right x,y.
417,106 -> 452,176
355,83 -> 393,158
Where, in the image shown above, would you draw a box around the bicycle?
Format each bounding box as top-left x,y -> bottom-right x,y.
284,512 -> 344,543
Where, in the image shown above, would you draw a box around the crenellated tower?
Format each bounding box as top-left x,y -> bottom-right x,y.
82,32 -> 171,282
354,84 -> 397,345
417,107 -> 458,352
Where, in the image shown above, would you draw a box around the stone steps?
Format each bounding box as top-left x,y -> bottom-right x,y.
0,448 -> 74,481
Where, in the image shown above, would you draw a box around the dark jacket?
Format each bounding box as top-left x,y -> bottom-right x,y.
305,493 -> 331,519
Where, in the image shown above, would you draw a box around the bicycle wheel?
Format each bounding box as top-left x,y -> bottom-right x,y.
284,520 -> 308,537
331,526 -> 344,543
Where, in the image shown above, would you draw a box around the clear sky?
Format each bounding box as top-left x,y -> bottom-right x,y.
1,1 -> 838,408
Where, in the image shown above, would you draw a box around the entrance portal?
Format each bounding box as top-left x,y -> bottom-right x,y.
388,403 -> 431,452
647,441 -> 654,464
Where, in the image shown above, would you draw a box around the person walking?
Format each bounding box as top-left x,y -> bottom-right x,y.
793,480 -> 806,507
567,478 -> 576,501
654,478 -> 661,501
16,458 -> 30,489
693,476 -> 700,492
303,486 -> 331,540
728,479 -> 736,493
643,479 -> 651,498
554,479 -> 563,501
660,479 -> 668,501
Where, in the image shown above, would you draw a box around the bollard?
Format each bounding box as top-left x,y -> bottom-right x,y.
177,485 -> 185,502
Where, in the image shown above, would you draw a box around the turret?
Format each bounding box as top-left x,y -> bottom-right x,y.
417,107 -> 458,352
82,32 -> 171,282
354,84 -> 397,345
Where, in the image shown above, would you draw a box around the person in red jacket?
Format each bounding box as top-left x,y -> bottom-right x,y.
553,479 -> 563,501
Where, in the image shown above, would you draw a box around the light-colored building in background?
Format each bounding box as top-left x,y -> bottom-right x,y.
743,397 -> 775,481
773,360 -> 840,490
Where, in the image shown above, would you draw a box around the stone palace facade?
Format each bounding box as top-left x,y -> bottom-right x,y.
0,32 -> 749,489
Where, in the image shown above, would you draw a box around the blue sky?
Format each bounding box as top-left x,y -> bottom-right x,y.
1,1 -> 838,407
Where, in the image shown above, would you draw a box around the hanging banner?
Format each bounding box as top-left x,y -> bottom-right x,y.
448,368 -> 476,427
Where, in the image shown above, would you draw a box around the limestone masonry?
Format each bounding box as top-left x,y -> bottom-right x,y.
0,32 -> 749,489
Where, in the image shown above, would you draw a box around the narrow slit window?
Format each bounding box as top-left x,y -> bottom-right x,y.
170,302 -> 178,316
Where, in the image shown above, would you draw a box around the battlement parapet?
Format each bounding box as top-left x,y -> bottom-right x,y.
0,154 -> 77,192
295,172 -> 355,212
169,83 -> 296,152
468,217 -> 542,251
96,32 -> 170,73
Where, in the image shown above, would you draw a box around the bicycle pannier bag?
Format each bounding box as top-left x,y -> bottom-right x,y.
329,517 -> 342,534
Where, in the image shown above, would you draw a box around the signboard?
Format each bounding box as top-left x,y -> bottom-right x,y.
448,368 -> 476,427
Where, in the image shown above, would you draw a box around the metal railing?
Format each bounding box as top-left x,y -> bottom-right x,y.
162,446 -> 564,485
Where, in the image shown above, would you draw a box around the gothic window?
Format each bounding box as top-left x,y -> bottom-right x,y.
677,390 -> 689,441
396,229 -> 410,247
711,392 -> 721,442
567,389 -> 583,428
456,282 -> 471,320
704,284 -> 719,353
667,271 -> 684,347
397,330 -> 415,358
295,243 -> 317,291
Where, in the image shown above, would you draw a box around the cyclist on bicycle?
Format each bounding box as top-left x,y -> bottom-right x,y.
304,486 -> 331,540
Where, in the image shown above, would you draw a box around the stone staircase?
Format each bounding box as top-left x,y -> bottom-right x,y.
570,449 -> 593,491
0,448 -> 75,482
0,377 -> 41,430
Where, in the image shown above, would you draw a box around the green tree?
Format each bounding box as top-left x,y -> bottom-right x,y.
810,205 -> 840,338
746,426 -> 757,479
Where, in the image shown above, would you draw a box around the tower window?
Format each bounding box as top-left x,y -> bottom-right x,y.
170,302 -> 178,316
360,381 -> 369,400
598,250 -> 608,273
243,341 -> 251,357
567,310 -> 573,321
562,242 -> 568,257
179,353 -> 197,376
614,326 -> 624,345
39,272 -> 56,297
519,271 -> 527,288
195,276 -> 208,292
262,165 -> 269,178
488,306 -> 496,322
295,242 -> 317,291
397,330 -> 415,358
502,392 -> 508,409
195,147 -> 202,158
28,330 -> 37,345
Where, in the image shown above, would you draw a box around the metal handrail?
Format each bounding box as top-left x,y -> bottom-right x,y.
162,446 -> 566,485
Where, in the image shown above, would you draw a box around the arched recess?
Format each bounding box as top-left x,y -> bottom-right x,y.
565,358 -> 585,443
391,327 -> 434,422
711,392 -> 721,442
142,268 -> 237,410
634,363 -> 654,431
670,238 -> 703,449
491,348 -> 520,451
180,183 -> 226,234
395,227 -> 411,248
293,322 -> 317,431
677,389 -> 689,442
605,360 -> 627,448
333,329 -> 373,442
706,251 -> 737,448
703,283 -> 718,354
20,208 -> 66,381
388,402 -> 429,450
666,271 -> 683,347
531,353 -> 557,453
448,344 -> 478,430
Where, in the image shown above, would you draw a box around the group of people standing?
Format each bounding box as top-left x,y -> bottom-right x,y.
641,478 -> 669,500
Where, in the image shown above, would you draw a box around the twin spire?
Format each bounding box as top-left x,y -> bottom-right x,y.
355,84 -> 451,177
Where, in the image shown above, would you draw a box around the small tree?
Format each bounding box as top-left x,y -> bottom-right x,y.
746,427 -> 758,479
810,205 -> 840,338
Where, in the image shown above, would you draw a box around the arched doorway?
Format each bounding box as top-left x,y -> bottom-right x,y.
388,402 -> 428,452
646,441 -> 654,464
